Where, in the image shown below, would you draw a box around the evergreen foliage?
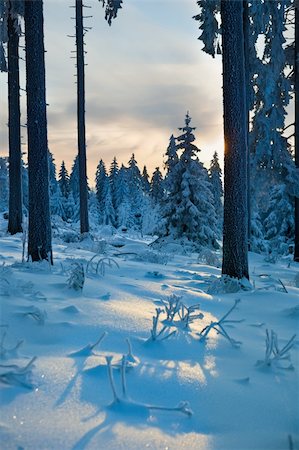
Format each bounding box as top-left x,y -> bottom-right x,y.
160,113 -> 218,248
150,167 -> 164,204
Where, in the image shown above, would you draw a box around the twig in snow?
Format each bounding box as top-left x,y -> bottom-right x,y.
256,329 -> 296,368
105,355 -> 192,417
277,278 -> 288,293
68,332 -> 107,357
106,356 -> 119,403
198,299 -> 243,347
0,356 -> 37,389
148,308 -> 177,342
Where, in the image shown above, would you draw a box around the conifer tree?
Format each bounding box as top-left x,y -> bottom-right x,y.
221,0 -> 249,279
115,164 -> 131,228
58,161 -> 70,199
109,156 -> 119,210
95,159 -> 107,208
0,157 -> 9,212
161,113 -> 218,248
25,0 -> 52,263
69,155 -> 80,201
127,154 -> 144,228
6,0 -> 24,234
295,0 -> 299,261
150,167 -> 164,204
208,152 -> 223,230
141,166 -> 150,193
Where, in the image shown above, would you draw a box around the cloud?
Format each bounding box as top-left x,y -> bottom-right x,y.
0,0 -> 224,185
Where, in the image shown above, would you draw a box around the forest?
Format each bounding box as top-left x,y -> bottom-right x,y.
0,1 -> 298,450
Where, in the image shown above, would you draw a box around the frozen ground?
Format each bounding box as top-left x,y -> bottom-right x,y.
0,223 -> 298,450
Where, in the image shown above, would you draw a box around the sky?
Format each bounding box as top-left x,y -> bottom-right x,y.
0,0 -> 224,185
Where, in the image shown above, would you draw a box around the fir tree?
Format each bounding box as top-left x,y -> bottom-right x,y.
95,159 -> 107,207
0,157 -> 8,212
109,156 -> 119,209
264,183 -> 294,255
115,164 -> 131,228
208,151 -> 223,236
161,113 -> 218,248
141,165 -> 150,193
58,161 -> 70,199
150,167 -> 164,204
69,155 -> 80,200
25,0 -> 52,263
221,0 -> 249,279
127,153 -> 144,229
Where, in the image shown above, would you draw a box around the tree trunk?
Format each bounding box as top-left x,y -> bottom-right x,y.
76,0 -> 89,234
7,3 -> 23,235
294,1 -> 299,262
243,0 -> 251,250
221,0 -> 249,279
25,0 -> 52,263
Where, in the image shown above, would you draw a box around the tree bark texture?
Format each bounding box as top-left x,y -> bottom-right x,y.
76,0 -> 89,234
294,2 -> 299,262
243,0 -> 251,249
25,0 -> 52,263
221,0 -> 249,279
7,3 -> 23,234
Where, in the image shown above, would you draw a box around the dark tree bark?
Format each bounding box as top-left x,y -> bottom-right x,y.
76,0 -> 89,234
221,0 -> 249,279
243,0 -> 251,250
294,2 -> 299,262
25,0 -> 52,263
7,2 -> 23,235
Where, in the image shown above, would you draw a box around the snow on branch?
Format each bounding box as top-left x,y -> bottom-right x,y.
198,299 -> 243,347
256,329 -> 296,369
105,355 -> 193,417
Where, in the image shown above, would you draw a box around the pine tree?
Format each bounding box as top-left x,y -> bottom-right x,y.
141,165 -> 150,193
0,157 -> 9,212
161,113 -> 218,248
208,151 -> 223,238
150,167 -> 164,204
58,161 -> 70,199
48,151 -> 63,217
6,1 -> 24,234
75,0 -> 89,234
127,153 -> 144,229
164,135 -> 178,175
69,155 -> 80,200
221,0 -> 249,279
109,156 -> 119,209
69,155 -> 80,221
295,1 -> 299,261
264,183 -> 294,255
25,0 -> 52,263
115,164 -> 131,228
95,159 -> 107,208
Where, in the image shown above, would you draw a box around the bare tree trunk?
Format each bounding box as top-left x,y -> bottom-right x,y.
243,0 -> 251,250
25,0 -> 52,263
294,1 -> 299,262
7,2 -> 23,235
76,0 -> 89,234
221,0 -> 249,280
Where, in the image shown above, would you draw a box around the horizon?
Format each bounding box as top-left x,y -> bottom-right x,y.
0,0 -> 224,186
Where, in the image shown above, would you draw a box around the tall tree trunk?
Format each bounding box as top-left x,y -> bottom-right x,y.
221,0 -> 249,279
243,0 -> 251,250
7,3 -> 22,235
25,0 -> 52,263
76,0 -> 89,234
294,1 -> 299,262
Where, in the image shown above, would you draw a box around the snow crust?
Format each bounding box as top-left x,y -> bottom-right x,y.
0,222 -> 298,450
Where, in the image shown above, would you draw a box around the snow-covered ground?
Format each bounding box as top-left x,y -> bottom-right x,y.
0,224 -> 298,450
